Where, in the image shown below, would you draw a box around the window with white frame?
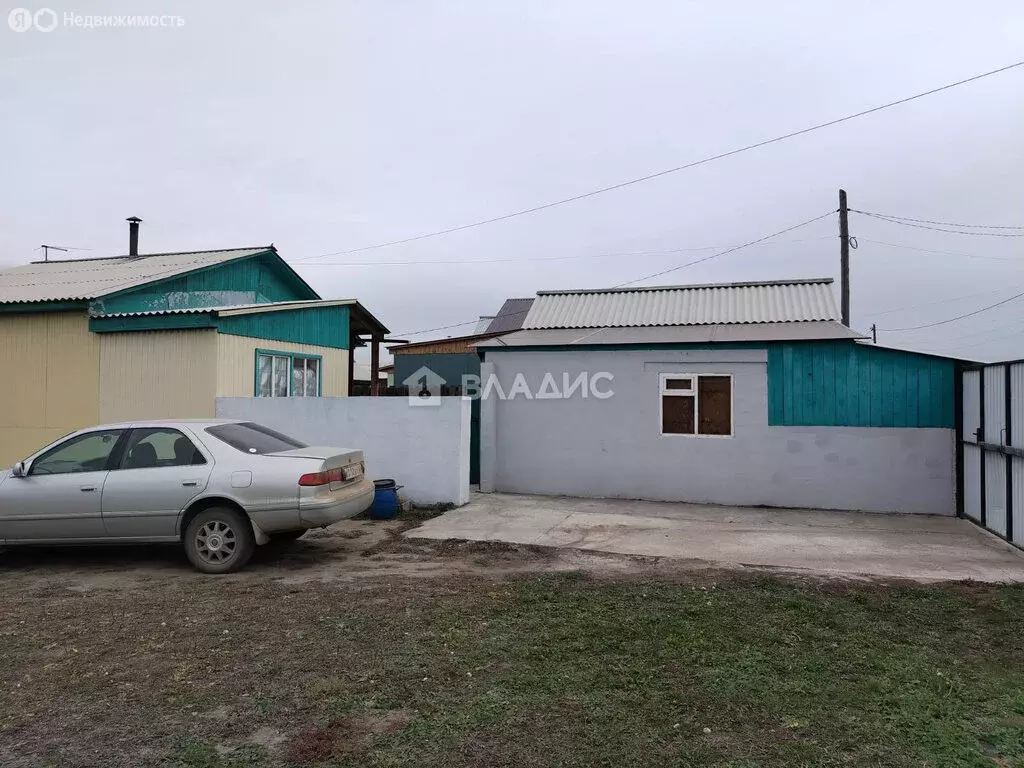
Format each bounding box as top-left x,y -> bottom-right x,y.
660,374 -> 732,436
256,352 -> 320,397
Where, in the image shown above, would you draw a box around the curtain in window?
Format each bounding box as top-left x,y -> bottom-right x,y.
257,355 -> 274,397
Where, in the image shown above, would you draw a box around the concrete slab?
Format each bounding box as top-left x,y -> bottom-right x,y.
408,493 -> 1024,582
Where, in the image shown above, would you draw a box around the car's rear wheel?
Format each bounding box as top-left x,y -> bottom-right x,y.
183,507 -> 255,574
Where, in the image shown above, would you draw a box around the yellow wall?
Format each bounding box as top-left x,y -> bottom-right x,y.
0,312 -> 100,465
99,329 -> 219,422
0,319 -> 350,466
216,333 -> 349,397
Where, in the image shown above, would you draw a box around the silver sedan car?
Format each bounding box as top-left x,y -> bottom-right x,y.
0,419 -> 375,573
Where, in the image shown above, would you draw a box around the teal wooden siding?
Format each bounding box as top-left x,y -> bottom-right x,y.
767,341 -> 955,428
90,304 -> 351,349
218,305 -> 350,349
91,252 -> 318,314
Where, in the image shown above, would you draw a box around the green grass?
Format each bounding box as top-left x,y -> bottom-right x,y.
329,576 -> 1024,767
3,571 -> 1024,766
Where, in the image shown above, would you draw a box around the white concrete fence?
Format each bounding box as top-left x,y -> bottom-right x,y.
215,397 -> 471,506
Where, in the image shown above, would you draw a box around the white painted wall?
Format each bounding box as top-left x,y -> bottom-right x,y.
480,348 -> 955,514
216,396 -> 470,506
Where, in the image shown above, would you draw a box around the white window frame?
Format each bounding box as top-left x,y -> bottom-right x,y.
256,350 -> 322,398
659,373 -> 734,439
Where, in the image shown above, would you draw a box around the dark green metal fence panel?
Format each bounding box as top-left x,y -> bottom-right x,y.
767,341 -> 955,428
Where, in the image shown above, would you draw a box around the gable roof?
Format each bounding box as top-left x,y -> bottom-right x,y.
523,278 -> 839,329
484,297 -> 534,333
0,247 -> 309,304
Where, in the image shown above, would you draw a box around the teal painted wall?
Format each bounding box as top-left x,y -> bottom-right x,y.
90,305 -> 351,349
217,305 -> 350,349
767,341 -> 955,428
91,252 -> 317,314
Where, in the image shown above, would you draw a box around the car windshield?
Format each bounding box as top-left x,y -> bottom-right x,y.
205,422 -> 307,455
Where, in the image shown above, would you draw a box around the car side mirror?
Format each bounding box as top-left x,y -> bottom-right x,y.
10,462 -> 26,478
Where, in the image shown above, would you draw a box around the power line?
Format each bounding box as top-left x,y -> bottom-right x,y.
294,59 -> 1024,262
395,210 -> 835,336
870,286 -> 1023,317
878,289 -> 1024,332
294,237 -> 834,268
615,211 -> 836,287
940,316 -> 1024,344
853,210 -> 1024,237
858,239 -> 1024,263
851,211 -> 1024,230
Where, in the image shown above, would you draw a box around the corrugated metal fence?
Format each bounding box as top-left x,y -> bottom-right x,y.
961,362 -> 1024,548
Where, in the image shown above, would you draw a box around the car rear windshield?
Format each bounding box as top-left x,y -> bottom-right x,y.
205,422 -> 308,455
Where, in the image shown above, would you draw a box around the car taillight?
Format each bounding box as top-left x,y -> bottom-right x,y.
298,468 -> 346,486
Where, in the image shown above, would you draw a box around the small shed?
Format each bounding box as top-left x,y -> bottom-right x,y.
476,278 -> 963,514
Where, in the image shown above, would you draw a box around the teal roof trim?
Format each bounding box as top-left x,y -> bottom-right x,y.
0,300 -> 87,314
89,250 -> 319,315
90,313 -> 218,333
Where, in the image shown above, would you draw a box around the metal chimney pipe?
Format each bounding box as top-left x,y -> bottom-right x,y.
126,216 -> 142,256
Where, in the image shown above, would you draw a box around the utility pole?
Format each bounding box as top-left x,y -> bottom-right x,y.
839,189 -> 850,327
871,323 -> 877,344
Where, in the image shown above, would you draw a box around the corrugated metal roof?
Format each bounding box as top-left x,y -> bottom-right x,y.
475,321 -> 865,348
523,278 -> 838,329
485,297 -> 534,333
0,247 -> 272,303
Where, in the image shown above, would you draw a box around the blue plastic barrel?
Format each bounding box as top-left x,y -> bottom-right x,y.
368,479 -> 401,519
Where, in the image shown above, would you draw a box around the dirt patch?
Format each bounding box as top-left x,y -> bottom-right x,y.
283,710 -> 414,763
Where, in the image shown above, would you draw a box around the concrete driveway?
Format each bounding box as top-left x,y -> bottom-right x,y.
409,493 -> 1024,582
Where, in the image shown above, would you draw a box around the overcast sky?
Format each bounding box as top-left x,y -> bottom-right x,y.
2,1 -> 1023,362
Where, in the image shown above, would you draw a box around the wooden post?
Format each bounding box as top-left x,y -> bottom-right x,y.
370,335 -> 381,396
347,331 -> 356,396
871,323 -> 877,343
839,189 -> 850,327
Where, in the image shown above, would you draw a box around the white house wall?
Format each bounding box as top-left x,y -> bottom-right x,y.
481,348 -> 954,514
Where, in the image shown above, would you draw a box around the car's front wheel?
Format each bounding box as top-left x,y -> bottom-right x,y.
183,507 -> 255,574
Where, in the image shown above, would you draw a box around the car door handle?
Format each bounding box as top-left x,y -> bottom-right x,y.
80,486 -> 96,492
182,481 -> 199,487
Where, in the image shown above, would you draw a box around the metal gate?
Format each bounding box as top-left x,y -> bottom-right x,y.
960,362 -> 1024,548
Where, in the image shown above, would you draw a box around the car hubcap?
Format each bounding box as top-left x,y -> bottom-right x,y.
195,520 -> 237,564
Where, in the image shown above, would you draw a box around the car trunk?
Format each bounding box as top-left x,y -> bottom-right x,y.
267,446 -> 363,471
267,447 -> 366,492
